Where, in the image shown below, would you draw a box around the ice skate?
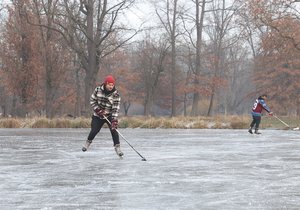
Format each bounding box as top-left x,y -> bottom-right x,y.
82,140 -> 92,152
114,144 -> 124,157
248,127 -> 253,134
254,129 -> 261,135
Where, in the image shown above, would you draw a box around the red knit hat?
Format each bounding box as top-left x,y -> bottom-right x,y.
104,75 -> 115,84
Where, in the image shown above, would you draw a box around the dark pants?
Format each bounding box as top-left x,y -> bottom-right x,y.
87,115 -> 120,146
250,115 -> 261,130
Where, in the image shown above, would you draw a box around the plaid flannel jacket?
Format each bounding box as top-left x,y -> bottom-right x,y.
90,85 -> 121,119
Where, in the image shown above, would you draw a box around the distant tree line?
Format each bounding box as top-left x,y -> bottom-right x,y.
0,0 -> 299,118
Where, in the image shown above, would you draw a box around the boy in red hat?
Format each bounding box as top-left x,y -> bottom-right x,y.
82,75 -> 123,157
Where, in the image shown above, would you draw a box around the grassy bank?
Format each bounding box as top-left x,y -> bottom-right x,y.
0,115 -> 298,129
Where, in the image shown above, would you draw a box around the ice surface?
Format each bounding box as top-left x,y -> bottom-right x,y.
0,128 -> 299,209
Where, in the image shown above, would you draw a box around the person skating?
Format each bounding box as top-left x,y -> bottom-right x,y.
82,75 -> 123,156
248,94 -> 273,134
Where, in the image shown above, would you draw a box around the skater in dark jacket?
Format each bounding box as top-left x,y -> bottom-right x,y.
82,75 -> 123,156
248,94 -> 273,134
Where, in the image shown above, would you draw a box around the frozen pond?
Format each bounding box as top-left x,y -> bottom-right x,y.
0,128 -> 300,209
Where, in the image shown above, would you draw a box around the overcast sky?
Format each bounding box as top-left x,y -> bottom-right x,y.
123,1 -> 156,29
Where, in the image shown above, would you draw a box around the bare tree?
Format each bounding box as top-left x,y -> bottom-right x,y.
0,4 -> 6,116
29,0 -> 137,115
135,35 -> 170,116
204,0 -> 239,116
155,0 -> 185,117
189,0 -> 207,116
32,0 -> 74,118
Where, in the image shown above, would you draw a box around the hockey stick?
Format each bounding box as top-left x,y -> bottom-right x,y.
273,115 -> 290,128
103,116 -> 147,161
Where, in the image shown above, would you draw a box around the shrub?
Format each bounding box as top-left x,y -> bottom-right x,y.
31,118 -> 51,128
0,118 -> 21,128
54,118 -> 72,128
230,121 -> 248,129
71,118 -> 90,128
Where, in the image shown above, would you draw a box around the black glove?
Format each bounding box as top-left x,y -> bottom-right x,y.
95,108 -> 105,118
111,119 -> 118,130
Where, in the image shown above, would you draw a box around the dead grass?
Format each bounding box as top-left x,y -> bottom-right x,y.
0,117 -> 90,128
119,115 -> 250,129
260,115 -> 299,129
70,117 -> 90,128
30,118 -> 51,128
0,115 -> 298,129
0,118 -> 21,128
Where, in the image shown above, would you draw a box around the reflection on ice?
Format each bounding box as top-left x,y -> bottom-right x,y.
0,128 -> 299,209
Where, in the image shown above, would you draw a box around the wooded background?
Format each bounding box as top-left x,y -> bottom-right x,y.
0,0 -> 299,118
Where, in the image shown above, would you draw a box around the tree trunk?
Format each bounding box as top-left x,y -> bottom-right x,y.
84,71 -> 96,115
1,105 -> 6,117
75,66 -> 82,117
144,90 -> 154,116
123,101 -> 130,116
83,1 -> 98,115
297,97 -> 300,117
207,89 -> 215,116
45,65 -> 55,118
191,0 -> 206,116
170,0 -> 178,117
